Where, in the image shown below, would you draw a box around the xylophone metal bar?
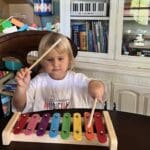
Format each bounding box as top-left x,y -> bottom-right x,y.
2,111 -> 117,150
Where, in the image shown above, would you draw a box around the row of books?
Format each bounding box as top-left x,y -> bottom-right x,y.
71,20 -> 108,53
3,78 -> 16,92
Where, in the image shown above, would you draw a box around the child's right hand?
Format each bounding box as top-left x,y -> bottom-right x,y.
15,67 -> 31,89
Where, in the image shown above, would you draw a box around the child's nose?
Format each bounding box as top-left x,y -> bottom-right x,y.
53,59 -> 59,66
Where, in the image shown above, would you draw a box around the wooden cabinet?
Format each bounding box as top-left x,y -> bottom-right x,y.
112,83 -> 150,116
77,66 -> 150,116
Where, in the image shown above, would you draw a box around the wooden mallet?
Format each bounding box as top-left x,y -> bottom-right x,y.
87,98 -> 97,128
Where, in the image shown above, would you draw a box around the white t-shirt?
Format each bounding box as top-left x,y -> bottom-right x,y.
19,71 -> 95,113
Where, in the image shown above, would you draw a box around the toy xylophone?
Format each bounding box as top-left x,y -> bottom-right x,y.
2,111 -> 117,150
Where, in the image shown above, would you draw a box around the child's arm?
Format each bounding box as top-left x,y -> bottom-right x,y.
88,80 -> 105,102
12,68 -> 31,112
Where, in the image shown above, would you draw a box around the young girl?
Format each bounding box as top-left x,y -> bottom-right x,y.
12,32 -> 106,113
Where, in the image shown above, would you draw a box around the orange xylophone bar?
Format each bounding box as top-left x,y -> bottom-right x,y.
2,111 -> 118,150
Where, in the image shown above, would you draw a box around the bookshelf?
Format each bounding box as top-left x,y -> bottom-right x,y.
60,0 -> 117,61
59,0 -> 150,116
60,0 -> 150,67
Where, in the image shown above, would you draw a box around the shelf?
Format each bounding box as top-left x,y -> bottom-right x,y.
5,0 -> 31,4
70,16 -> 109,20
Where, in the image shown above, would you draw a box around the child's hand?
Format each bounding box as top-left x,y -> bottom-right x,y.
15,67 -> 31,89
88,80 -> 105,103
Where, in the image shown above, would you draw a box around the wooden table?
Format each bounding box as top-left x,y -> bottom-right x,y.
0,110 -> 150,150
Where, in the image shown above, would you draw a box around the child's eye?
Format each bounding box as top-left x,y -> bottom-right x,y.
46,58 -> 53,62
58,57 -> 64,61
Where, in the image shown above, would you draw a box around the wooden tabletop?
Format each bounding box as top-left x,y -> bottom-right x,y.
0,110 -> 150,150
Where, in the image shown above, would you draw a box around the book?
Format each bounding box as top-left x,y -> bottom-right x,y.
3,79 -> 17,92
71,24 -> 81,49
92,21 -> 98,52
71,23 -> 87,51
88,30 -> 94,52
80,31 -> 87,51
95,21 -> 101,52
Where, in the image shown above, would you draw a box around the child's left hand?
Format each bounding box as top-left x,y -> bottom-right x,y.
88,80 -> 105,103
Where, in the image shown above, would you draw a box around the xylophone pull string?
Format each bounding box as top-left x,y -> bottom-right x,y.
87,98 -> 97,128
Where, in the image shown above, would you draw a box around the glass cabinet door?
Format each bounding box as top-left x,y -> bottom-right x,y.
116,0 -> 150,66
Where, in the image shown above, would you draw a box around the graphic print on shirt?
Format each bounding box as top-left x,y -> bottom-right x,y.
43,86 -> 71,110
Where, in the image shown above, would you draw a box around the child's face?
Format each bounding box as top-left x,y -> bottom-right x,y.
42,50 -> 70,80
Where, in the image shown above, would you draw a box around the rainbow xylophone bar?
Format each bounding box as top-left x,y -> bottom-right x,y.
2,111 -> 117,150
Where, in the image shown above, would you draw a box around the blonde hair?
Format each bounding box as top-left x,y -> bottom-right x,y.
38,32 -> 75,70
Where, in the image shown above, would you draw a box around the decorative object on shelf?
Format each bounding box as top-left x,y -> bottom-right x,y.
0,71 -> 10,79
33,0 -> 54,28
2,57 -> 23,71
0,16 -> 38,33
70,0 -> 108,17
134,34 -> 145,46
33,0 -> 53,16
